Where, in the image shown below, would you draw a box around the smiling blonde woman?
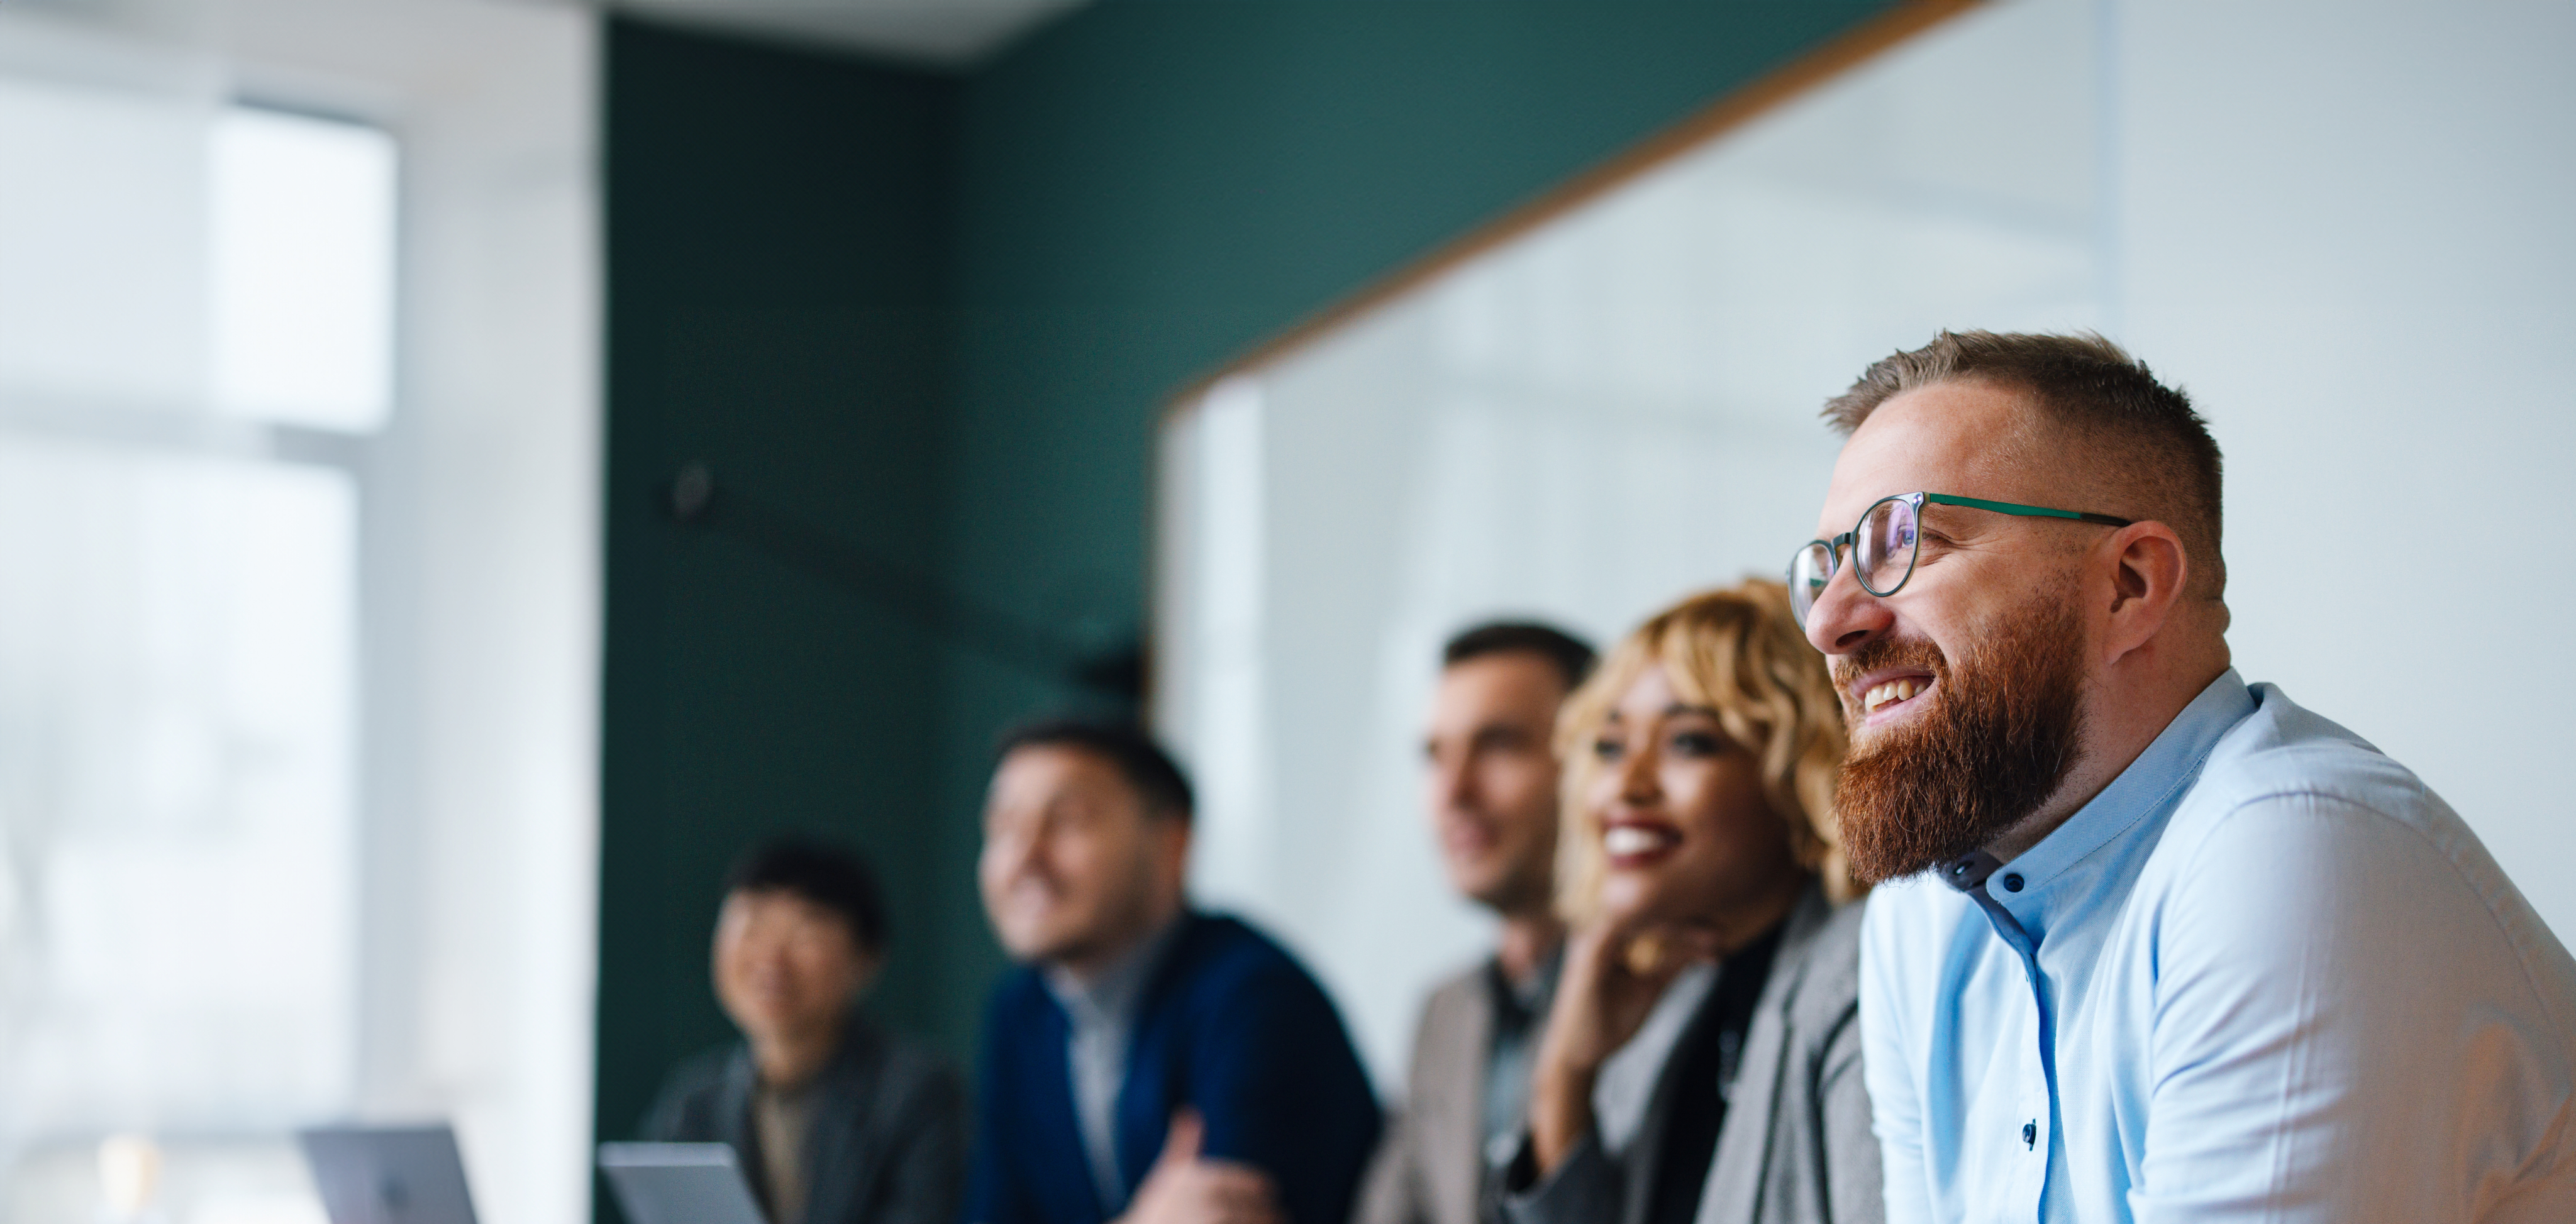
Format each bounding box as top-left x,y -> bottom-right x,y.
1499,578 -> 1879,1224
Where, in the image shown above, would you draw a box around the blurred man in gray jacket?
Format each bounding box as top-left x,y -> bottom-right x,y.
1354,623 -> 1596,1224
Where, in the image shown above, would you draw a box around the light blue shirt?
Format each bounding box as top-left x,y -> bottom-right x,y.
1861,671 -> 2576,1223
1043,917 -> 1184,1207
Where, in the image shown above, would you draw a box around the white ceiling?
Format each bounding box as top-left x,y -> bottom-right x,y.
608,0 -> 1086,67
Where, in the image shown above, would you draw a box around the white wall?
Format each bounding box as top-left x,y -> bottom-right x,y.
1159,0 -> 2576,1094
2114,0 -> 2576,941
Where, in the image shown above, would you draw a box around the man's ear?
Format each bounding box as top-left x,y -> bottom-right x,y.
2102,520 -> 2189,661
1150,812 -> 1194,885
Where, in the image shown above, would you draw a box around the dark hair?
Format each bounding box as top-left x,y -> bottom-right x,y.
994,718 -> 1195,824
724,837 -> 890,953
1443,621 -> 1597,692
1823,331 -> 2226,601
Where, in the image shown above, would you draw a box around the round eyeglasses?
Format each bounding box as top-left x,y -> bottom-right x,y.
1789,492 -> 2133,627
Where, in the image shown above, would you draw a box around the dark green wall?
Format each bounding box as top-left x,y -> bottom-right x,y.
598,18 -> 962,1145
599,0 -> 1902,1169
947,0 -> 1902,627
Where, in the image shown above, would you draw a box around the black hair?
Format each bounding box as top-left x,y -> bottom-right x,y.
1441,620 -> 1598,692
994,717 -> 1195,824
724,836 -> 890,953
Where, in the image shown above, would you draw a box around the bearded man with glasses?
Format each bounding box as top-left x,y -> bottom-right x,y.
1794,331 -> 2576,1223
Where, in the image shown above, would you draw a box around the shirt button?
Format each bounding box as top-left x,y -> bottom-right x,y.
2022,1121 -> 2038,1149
2002,873 -> 2024,893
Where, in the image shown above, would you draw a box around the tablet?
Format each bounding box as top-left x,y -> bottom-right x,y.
298,1125 -> 481,1224
597,1142 -> 770,1224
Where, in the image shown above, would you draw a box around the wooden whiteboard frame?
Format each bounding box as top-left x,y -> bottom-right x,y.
1147,0 -> 1981,724
1162,0 -> 1984,417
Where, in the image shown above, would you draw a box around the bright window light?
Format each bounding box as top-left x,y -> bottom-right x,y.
210,108 -> 396,432
0,435 -> 359,1133
0,77 -> 208,409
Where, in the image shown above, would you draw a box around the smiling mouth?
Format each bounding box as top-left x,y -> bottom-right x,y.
1442,817 -> 1497,856
1601,822 -> 1681,866
1861,675 -> 1933,718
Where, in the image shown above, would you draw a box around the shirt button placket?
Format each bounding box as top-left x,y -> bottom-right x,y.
2019,1022 -> 2048,1220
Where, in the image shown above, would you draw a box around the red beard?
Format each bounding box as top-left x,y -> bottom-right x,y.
1833,593 -> 2089,885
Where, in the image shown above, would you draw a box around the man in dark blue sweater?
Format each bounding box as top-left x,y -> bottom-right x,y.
967,719 -> 1382,1224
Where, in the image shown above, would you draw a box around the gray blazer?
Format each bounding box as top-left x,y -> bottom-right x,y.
1499,885 -> 1880,1224
640,1015 -> 968,1224
1354,961 -> 1502,1224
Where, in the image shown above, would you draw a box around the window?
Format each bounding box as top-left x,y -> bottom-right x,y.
0,80 -> 394,1213
0,439 -> 358,1127
211,108 -> 397,430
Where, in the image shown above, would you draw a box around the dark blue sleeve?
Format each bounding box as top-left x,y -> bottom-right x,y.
965,990 -> 1036,1224
1185,956 -> 1385,1224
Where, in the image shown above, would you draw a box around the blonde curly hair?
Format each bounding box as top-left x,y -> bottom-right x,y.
1553,578 -> 1857,922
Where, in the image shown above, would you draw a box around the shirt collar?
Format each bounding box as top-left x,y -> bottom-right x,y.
1487,940 -> 1566,1027
1939,669 -> 2255,901
1044,913 -> 1186,1030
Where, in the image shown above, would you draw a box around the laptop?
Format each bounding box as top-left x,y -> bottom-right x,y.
297,1125 -> 480,1224
597,1142 -> 769,1224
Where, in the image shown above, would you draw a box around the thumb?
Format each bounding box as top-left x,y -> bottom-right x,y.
1157,1108 -> 1205,1167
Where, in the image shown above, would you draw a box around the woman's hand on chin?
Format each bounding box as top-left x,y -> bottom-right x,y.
1524,909 -> 1721,1176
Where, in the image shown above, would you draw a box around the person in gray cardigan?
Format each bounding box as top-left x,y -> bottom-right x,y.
641,838 -> 967,1224
1499,582 -> 1880,1224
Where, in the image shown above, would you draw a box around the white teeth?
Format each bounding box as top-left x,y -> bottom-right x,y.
1864,678 -> 1926,714
1602,826 -> 1665,857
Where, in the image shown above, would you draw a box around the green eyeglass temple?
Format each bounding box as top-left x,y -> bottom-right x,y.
1791,492 -> 2133,620
1916,493 -> 2133,528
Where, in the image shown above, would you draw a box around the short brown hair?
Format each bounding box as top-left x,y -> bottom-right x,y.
1553,579 -> 1858,912
1824,331 -> 2226,602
